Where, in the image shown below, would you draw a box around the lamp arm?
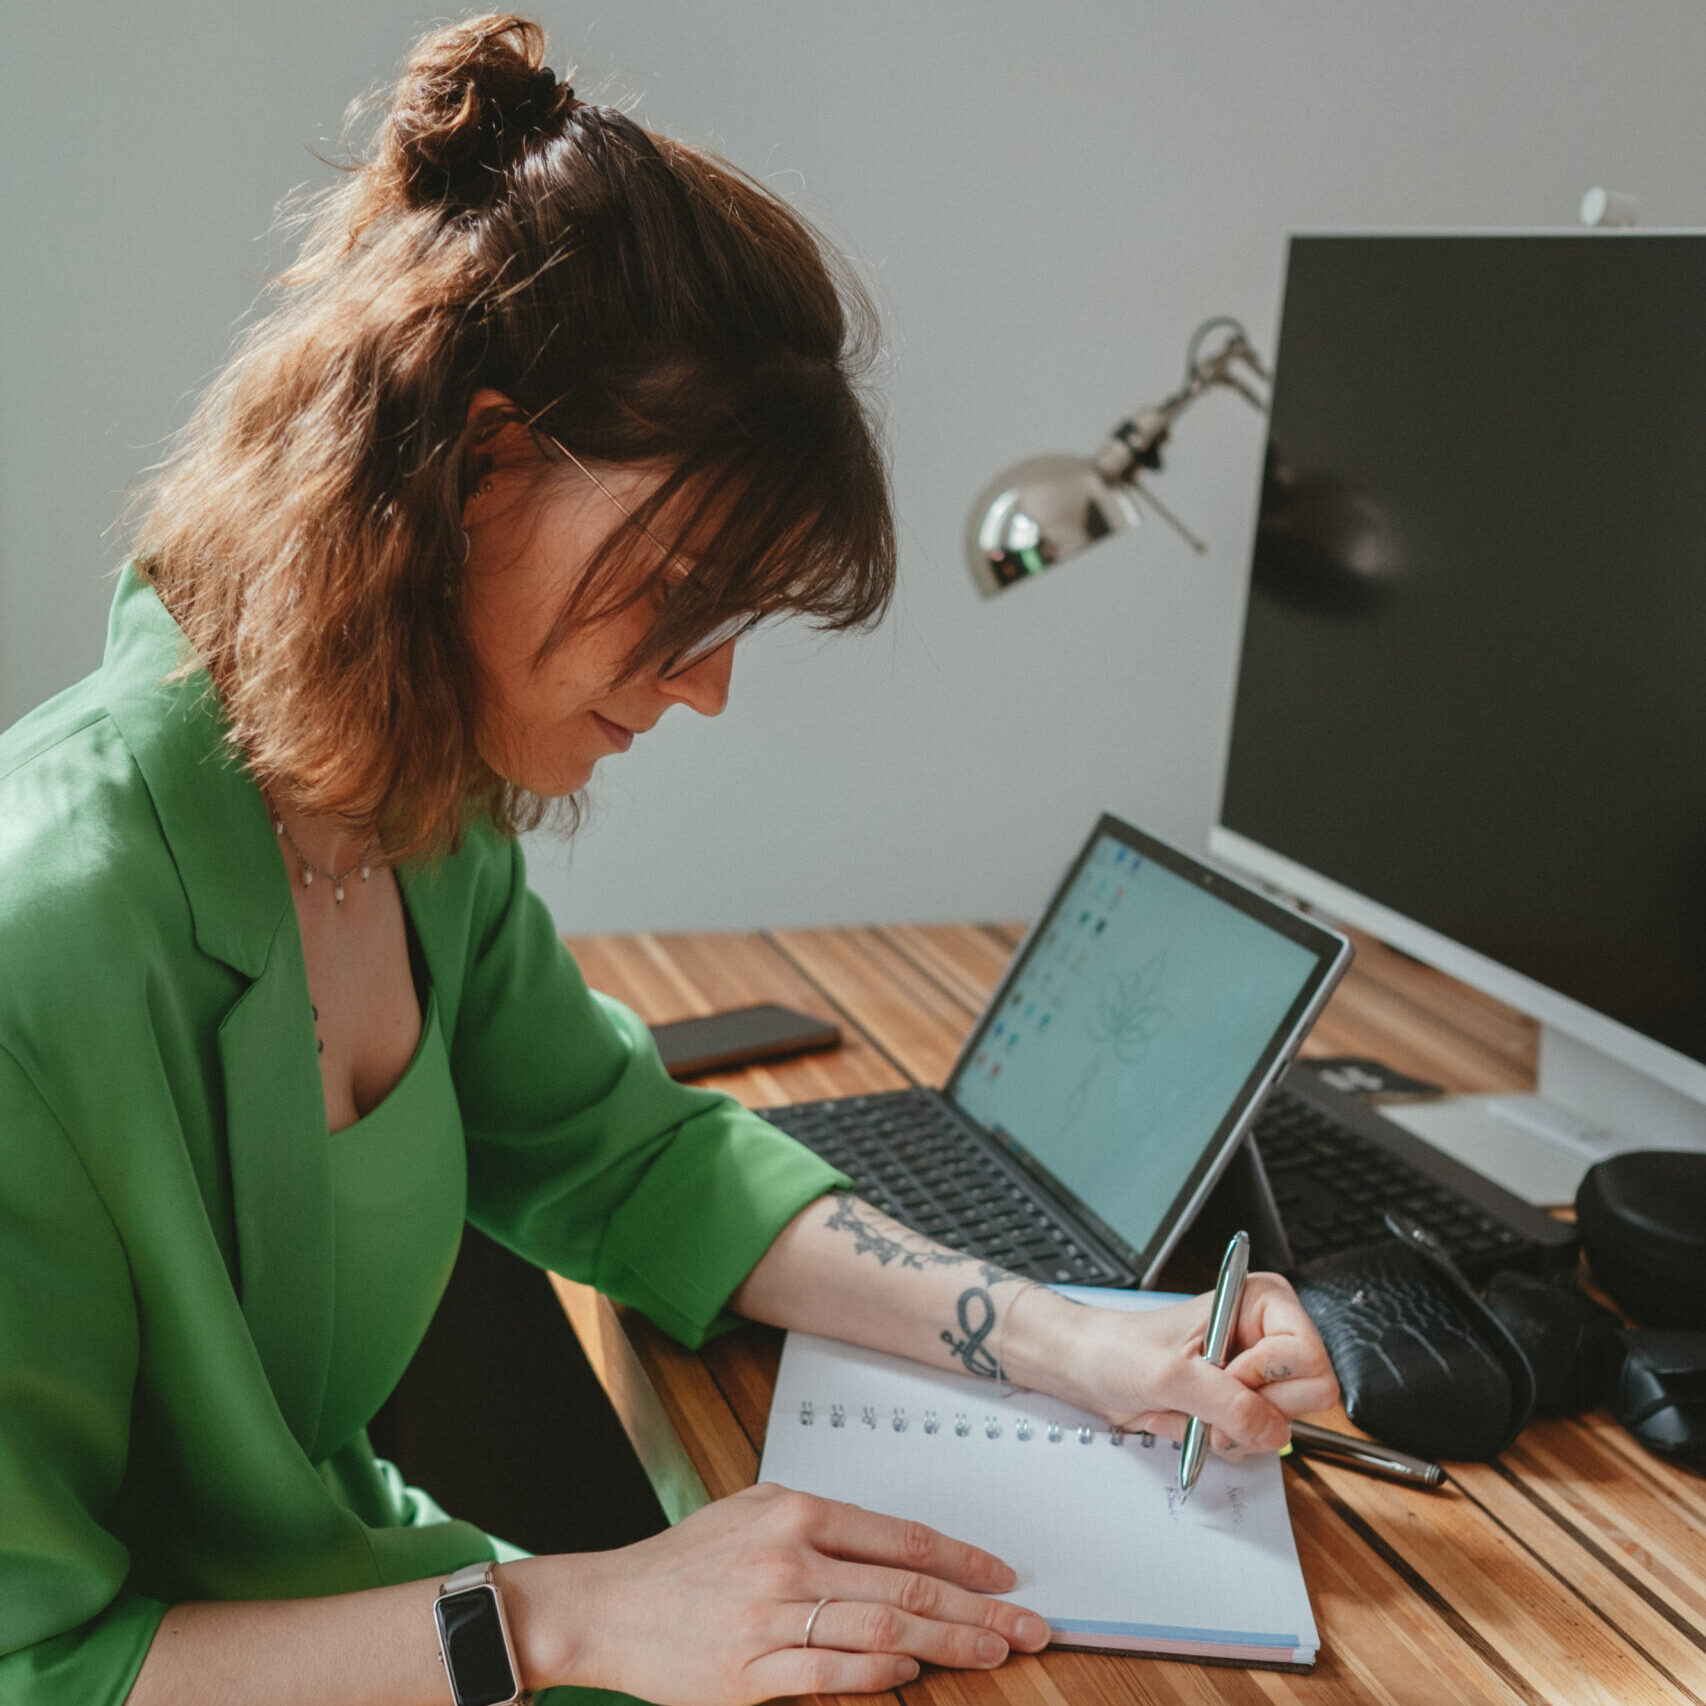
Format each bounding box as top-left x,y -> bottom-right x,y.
1098,320 -> 1269,485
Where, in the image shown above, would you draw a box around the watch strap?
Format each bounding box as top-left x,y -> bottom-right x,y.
441,1561 -> 498,1596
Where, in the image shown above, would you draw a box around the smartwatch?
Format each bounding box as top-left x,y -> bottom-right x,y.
434,1561 -> 529,1706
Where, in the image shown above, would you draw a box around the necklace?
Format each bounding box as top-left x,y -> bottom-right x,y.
271,808 -> 375,904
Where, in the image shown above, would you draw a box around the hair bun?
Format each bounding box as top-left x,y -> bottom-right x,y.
377,13 -> 569,213
527,66 -> 565,111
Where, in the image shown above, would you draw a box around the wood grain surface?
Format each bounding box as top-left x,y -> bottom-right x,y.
555,924 -> 1706,1706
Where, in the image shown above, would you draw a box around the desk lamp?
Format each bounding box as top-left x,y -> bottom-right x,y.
966,317 -> 1269,597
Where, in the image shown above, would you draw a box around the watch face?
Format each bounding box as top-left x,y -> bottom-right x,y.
435,1585 -> 517,1706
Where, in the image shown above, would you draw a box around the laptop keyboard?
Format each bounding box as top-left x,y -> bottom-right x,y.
1252,1083 -> 1538,1275
768,1079 -> 1557,1290
761,1088 -> 1124,1284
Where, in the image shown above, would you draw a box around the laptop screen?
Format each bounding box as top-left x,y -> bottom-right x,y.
947,816 -> 1348,1275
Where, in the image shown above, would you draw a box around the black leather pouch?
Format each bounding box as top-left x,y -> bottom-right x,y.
1482,1269 -> 1624,1416
1295,1237 -> 1537,1460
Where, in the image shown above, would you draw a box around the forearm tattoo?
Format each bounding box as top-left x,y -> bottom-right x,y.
823,1193 -> 1004,1274
942,1285 -> 1004,1379
823,1193 -> 1028,1381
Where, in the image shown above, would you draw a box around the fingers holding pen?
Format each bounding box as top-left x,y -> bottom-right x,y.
1200,1267 -> 1340,1436
1222,1284 -> 1340,1420
1097,1268 -> 1337,1455
1229,1273 -> 1337,1381
1141,1354 -> 1294,1453
1223,1350 -> 1340,1426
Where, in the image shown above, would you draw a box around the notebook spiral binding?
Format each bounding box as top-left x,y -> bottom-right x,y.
795,1399 -> 1182,1449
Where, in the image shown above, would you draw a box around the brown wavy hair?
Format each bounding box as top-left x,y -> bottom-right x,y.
134,13 -> 894,861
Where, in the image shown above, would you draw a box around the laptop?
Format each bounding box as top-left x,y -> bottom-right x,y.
761,813 -> 1353,1286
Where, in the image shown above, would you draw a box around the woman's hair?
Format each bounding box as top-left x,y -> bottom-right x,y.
135,13 -> 894,860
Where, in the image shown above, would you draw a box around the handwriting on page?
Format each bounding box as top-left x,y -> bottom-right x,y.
1165,1480 -> 1248,1523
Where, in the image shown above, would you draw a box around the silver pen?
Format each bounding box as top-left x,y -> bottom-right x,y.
1178,1229 -> 1250,1502
1286,1420 -> 1446,1488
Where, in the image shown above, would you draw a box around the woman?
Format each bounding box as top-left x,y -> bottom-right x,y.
0,15 -> 1336,1705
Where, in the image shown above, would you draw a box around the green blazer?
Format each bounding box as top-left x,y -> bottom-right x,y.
0,567 -> 844,1705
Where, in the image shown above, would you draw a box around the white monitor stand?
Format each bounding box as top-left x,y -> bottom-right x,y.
1208,826 -> 1706,1208
1383,1024 -> 1706,1207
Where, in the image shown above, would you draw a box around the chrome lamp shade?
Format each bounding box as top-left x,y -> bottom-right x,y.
965,318 -> 1268,598
966,454 -> 1143,599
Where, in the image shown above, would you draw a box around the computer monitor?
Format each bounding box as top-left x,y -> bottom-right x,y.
1210,232 -> 1706,1204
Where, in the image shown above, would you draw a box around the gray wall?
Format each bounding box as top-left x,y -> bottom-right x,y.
6,3 -> 1703,934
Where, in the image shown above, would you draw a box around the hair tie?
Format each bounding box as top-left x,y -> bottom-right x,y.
501,65 -> 566,134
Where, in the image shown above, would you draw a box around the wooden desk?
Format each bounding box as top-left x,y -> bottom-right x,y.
554,924 -> 1706,1706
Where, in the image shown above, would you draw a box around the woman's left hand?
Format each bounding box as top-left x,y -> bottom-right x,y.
1057,1272 -> 1338,1454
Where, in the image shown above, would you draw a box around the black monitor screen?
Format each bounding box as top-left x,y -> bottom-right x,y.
1221,234 -> 1706,1069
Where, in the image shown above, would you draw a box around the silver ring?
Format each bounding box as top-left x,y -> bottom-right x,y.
801,1596 -> 833,1649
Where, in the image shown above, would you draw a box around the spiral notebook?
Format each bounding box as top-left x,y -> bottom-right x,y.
757,1289 -> 1319,1669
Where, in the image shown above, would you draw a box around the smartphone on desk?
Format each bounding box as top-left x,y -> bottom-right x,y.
650,1004 -> 842,1080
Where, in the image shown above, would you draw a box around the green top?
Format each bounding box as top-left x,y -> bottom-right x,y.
315,990 -> 463,1469
0,567 -> 847,1705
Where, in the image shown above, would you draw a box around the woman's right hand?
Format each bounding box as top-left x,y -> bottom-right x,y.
506,1482 -> 1052,1705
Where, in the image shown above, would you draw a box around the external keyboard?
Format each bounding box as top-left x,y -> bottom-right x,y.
1251,1078 -> 1574,1278
761,1089 -> 1124,1284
